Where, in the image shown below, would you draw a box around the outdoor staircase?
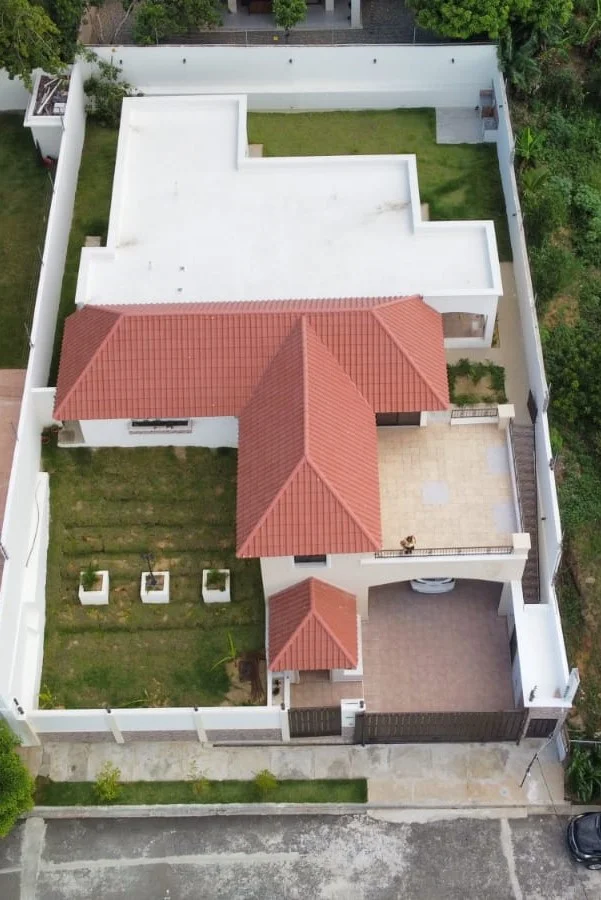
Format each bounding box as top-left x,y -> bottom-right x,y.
510,424 -> 540,603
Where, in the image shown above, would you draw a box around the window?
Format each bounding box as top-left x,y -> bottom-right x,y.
376,412 -> 421,427
129,419 -> 192,434
294,555 -> 327,566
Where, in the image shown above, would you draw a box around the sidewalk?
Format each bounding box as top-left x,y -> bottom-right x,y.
28,739 -> 567,811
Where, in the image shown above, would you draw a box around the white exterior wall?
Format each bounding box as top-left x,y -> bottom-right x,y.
86,45 -> 498,109
0,66 -> 86,727
0,70 -> 32,110
261,550 -> 530,619
80,417 -> 239,448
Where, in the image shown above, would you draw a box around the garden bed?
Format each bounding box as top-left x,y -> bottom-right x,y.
41,443 -> 265,709
34,778 -> 367,806
447,359 -> 507,406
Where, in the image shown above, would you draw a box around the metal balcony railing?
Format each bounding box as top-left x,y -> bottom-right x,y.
450,407 -> 498,420
374,546 -> 513,559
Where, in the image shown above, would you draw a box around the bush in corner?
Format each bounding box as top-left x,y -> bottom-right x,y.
0,720 -> 34,836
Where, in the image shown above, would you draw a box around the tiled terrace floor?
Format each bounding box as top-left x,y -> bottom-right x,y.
290,675 -> 363,708
362,580 -> 515,713
378,422 -> 517,551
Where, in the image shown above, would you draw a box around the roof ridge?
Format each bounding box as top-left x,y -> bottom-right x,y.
55,307 -> 123,417
237,457 -> 306,557
308,453 -> 382,551
371,301 -> 449,407
310,589 -> 357,666
268,581 -> 313,669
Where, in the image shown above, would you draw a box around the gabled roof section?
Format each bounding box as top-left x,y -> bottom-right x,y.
54,307 -> 122,419
268,578 -> 358,672
53,296 -> 449,421
236,320 -> 382,558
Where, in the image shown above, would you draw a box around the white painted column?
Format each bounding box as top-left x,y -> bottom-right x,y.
350,0 -> 361,27
280,703 -> 290,743
227,0 -> 237,11
105,708 -> 124,744
15,709 -> 41,747
193,707 -> 209,744
483,307 -> 496,346
325,0 -> 335,12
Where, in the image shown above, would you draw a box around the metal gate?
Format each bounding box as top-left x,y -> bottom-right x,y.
289,706 -> 342,738
525,717 -> 558,739
354,710 -> 528,744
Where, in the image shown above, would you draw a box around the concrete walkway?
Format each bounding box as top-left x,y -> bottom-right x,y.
31,739 -> 567,811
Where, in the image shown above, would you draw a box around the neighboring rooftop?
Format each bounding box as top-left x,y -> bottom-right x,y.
377,423 -> 517,550
75,95 -> 501,307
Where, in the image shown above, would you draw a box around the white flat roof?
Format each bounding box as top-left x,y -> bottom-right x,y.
76,95 -> 502,306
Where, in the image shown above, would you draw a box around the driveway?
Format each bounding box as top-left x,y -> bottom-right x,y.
2,812 -> 599,899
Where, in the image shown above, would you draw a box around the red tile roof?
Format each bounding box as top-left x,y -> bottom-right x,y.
268,578 -> 358,671
53,297 -> 449,421
236,320 -> 382,558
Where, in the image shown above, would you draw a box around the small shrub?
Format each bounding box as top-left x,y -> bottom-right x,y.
205,568 -> 226,590
567,745 -> 601,803
94,763 -> 122,803
254,769 -> 278,797
192,776 -> 211,798
80,562 -> 98,592
84,58 -> 134,129
573,184 -> 601,265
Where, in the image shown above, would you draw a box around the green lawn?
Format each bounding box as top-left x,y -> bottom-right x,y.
51,124 -> 118,385
41,443 -> 265,709
35,778 -> 367,805
0,115 -> 51,368
51,110 -> 510,383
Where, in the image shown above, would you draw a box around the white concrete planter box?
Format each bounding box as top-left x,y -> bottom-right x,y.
140,571 -> 170,604
202,569 -> 231,603
78,570 -> 109,606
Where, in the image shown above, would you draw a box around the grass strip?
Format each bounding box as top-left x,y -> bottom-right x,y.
35,778 -> 367,805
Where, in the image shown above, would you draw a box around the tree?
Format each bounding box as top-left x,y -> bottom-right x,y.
408,0 -> 572,40
0,0 -> 64,87
273,0 -> 307,39
0,720 -> 34,838
133,0 -> 221,44
408,0 -> 521,39
84,57 -> 134,128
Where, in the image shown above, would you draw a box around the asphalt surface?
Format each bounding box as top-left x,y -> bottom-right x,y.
1,813 -> 601,900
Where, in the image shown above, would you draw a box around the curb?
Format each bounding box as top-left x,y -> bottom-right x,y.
28,801 -> 584,819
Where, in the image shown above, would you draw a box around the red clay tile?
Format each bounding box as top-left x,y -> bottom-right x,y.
54,296 -> 449,421
236,320 -> 381,558
269,578 -> 358,671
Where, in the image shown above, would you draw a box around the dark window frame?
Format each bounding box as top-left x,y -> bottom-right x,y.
294,554 -> 328,566
376,412 -> 421,427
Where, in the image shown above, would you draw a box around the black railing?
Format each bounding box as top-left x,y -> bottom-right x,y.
375,546 -> 513,559
450,407 -> 498,420
508,421 -> 525,532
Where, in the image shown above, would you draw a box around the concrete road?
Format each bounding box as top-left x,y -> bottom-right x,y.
1,813 -> 600,900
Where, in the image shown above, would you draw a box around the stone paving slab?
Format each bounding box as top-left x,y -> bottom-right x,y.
41,739 -> 566,809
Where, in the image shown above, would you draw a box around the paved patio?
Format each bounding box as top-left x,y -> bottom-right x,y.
362,580 -> 515,713
377,423 -> 517,551
290,674 -> 363,708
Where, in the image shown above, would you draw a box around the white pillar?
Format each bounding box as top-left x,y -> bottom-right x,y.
325,0 -> 335,11
280,703 -> 290,743
106,708 -> 124,744
16,710 -> 41,747
193,707 -> 209,744
350,0 -> 361,27
484,307 -> 496,346
227,0 -> 237,11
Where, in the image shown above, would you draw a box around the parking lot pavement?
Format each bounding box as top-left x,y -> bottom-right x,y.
3,813 -> 601,900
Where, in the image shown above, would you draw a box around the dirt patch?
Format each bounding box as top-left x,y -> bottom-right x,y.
221,658 -> 266,707
453,374 -> 497,401
543,293 -> 579,329
174,447 -> 187,461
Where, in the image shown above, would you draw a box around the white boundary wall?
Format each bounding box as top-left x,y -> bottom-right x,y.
0,64 -> 86,735
85,44 -> 498,109
1,47 -> 571,742
492,72 -> 569,700
0,71 -> 31,111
